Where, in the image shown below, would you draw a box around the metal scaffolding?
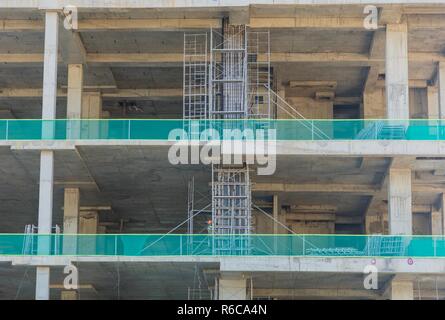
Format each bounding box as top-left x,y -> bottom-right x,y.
247,31 -> 271,119
183,33 -> 208,120
211,164 -> 252,255
182,20 -> 267,255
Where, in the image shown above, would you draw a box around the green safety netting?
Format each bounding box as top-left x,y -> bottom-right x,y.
1,234 -> 444,257
0,119 -> 444,140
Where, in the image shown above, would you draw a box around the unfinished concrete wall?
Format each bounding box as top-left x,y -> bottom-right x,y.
409,88 -> 428,119
363,88 -> 386,119
278,97 -> 333,119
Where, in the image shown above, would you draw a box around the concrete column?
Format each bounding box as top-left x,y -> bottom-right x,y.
427,86 -> 439,119
79,211 -> 98,255
388,167 -> 412,235
38,150 -> 54,235
67,64 -> 83,119
273,194 -> 279,235
437,62 -> 445,119
390,280 -> 414,300
36,267 -> 51,300
432,193 -> 445,235
431,210 -> 443,235
385,23 -> 409,119
63,188 -> 80,233
82,92 -> 103,138
363,87 -> 386,119
82,92 -> 102,119
79,211 -> 98,234
218,277 -> 247,300
61,188 -> 80,299
42,11 -> 59,120
63,188 -> 79,255
61,291 -> 78,300
36,11 -> 59,301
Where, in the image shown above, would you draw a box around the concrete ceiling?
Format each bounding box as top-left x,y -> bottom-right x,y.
0,146 -> 444,234
2,261 -> 445,299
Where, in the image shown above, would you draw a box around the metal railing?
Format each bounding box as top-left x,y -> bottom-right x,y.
0,119 -> 445,141
1,234 -> 445,258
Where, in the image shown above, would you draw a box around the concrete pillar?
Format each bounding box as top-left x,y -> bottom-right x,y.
62,188 -> 80,300
41,11 -> 59,120
385,23 -> 409,119
388,167 -> 412,235
82,92 -> 103,138
79,211 -> 98,255
38,150 -> 54,236
218,277 -> 247,300
431,210 -> 443,235
36,11 -> 59,301
427,86 -> 439,119
63,188 -> 80,255
61,291 -> 78,300
79,211 -> 98,234
363,87 -> 386,119
63,188 -> 80,233
82,92 -> 102,119
390,280 -> 414,300
273,194 -> 279,235
439,62 -> 445,119
36,267 -> 51,300
432,193 -> 445,235
67,64 -> 83,119
36,150 -> 54,300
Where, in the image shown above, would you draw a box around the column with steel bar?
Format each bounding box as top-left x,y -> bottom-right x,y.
36,10 -> 59,301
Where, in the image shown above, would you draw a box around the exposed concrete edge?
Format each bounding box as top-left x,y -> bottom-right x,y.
8,255 -> 220,266
3,140 -> 445,156
5,255 -> 445,274
9,141 -> 76,150
220,256 -> 445,273
2,0 -> 443,10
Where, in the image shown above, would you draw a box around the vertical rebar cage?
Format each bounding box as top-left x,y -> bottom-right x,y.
211,165 -> 252,255
209,22 -> 248,119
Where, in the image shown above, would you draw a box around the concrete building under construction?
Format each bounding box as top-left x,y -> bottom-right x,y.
1,0 -> 445,300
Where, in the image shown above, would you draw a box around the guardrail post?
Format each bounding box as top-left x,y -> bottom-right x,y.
128,119 -> 131,140
311,121 -> 314,140
5,120 -> 8,140
303,235 -> 305,256
114,235 -> 118,256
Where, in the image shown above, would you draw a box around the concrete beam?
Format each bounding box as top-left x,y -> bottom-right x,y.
0,88 -> 183,99
253,288 -> 380,299
78,18 -> 221,31
4,16 -> 445,32
219,256 -> 445,274
1,52 -> 444,66
0,19 -> 44,31
253,183 -> 379,195
1,1 -> 444,9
